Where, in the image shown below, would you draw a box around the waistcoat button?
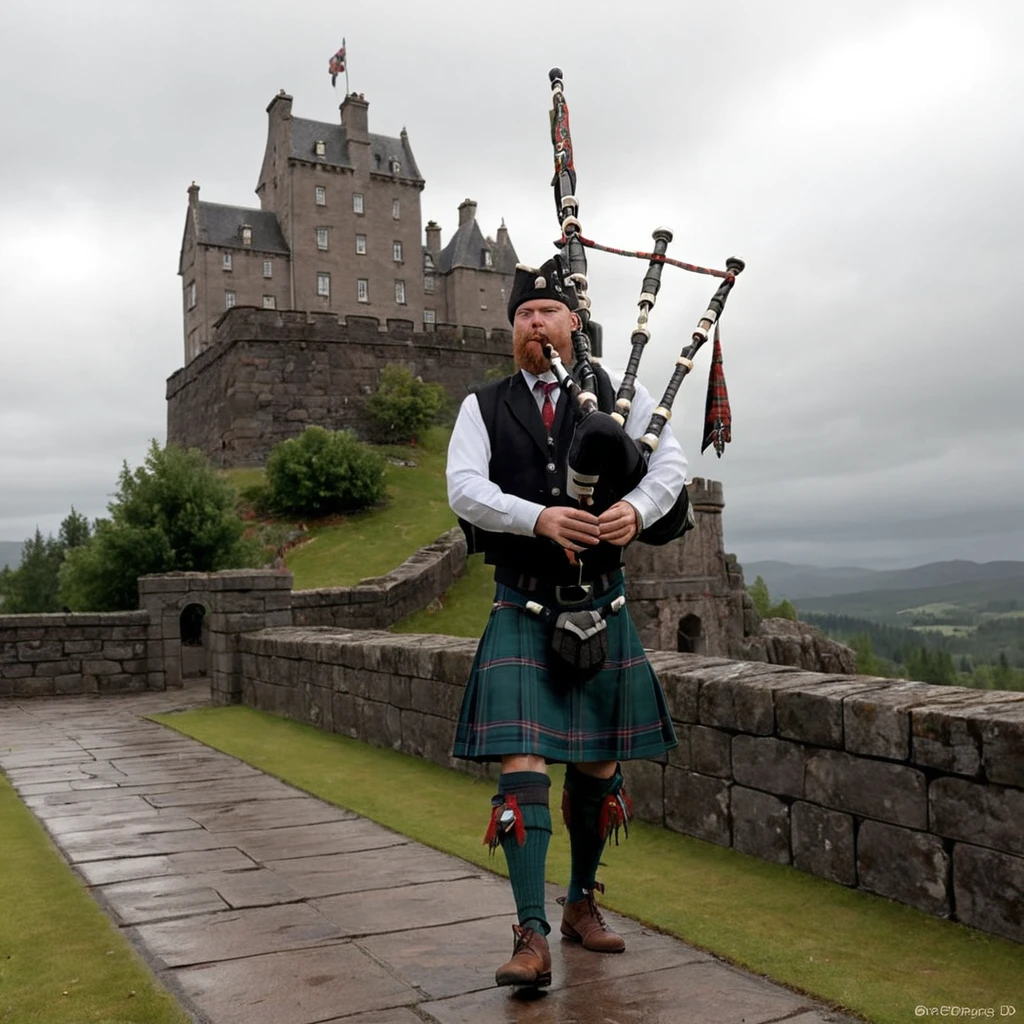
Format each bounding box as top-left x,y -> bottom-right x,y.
546,462 -> 556,472
551,487 -> 561,496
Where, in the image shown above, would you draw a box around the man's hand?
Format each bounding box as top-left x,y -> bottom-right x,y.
597,501 -> 641,546
535,506 -> 601,552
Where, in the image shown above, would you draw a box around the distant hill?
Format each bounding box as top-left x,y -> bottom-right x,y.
0,541 -> 23,571
743,559 -> 1024,600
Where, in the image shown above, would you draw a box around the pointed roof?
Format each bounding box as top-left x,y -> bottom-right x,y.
437,215 -> 518,274
193,202 -> 289,254
287,117 -> 423,180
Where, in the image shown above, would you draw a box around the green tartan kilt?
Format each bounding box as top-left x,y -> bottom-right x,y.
452,579 -> 678,764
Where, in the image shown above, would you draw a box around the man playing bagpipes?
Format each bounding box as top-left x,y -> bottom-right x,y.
447,66 -> 742,991
446,259 -> 687,989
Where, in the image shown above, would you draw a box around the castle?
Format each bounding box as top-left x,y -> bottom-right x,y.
177,90 -> 516,362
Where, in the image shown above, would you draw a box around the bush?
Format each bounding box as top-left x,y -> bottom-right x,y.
59,443 -> 258,611
365,364 -> 447,443
0,510 -> 92,613
265,426 -> 386,518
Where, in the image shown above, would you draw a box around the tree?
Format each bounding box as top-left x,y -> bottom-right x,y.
365,363 -> 447,443
59,442 -> 257,611
264,426 -> 387,518
748,575 -> 771,618
0,508 -> 92,614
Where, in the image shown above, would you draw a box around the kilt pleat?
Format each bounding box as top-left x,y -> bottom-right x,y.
452,581 -> 678,764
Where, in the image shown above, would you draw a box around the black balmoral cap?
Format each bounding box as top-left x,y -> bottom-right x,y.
506,257 -> 577,323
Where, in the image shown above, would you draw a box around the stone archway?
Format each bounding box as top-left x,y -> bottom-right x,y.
677,613 -> 704,654
179,602 -> 208,679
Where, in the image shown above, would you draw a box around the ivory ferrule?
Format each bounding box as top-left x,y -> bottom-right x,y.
578,391 -> 597,407
630,326 -> 651,343
611,412 -> 625,426
561,194 -> 578,211
654,405 -> 672,421
615,398 -> 632,414
639,291 -> 656,307
692,326 -> 709,343
561,215 -> 582,233
677,357 -> 694,370
641,432 -> 660,452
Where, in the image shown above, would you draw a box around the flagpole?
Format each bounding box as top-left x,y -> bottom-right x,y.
344,37 -> 349,94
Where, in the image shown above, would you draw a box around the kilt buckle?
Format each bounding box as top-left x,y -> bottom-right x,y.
554,583 -> 592,606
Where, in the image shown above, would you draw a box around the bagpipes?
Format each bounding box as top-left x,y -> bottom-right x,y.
543,67 -> 745,544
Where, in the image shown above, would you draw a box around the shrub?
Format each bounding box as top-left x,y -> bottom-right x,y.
59,442 -> 258,611
265,426 -> 386,518
365,363 -> 447,443
0,510 -> 92,613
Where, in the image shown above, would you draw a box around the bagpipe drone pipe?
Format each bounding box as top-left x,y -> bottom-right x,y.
544,67 -> 745,545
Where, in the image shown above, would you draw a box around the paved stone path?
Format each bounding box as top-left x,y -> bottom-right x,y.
0,684 -> 862,1024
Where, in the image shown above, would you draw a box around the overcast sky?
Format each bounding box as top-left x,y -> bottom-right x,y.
1,0 -> 1021,569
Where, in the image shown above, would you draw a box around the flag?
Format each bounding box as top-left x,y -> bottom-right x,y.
329,44 -> 346,87
701,322 -> 732,457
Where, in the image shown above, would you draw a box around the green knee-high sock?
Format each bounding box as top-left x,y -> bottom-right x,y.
496,771 -> 551,935
563,765 -> 624,903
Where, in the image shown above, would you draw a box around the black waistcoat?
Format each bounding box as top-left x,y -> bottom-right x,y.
468,372 -> 624,585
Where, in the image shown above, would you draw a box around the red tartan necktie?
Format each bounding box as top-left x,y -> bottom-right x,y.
535,380 -> 558,432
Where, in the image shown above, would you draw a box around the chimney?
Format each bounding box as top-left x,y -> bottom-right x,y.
496,217 -> 509,246
187,181 -> 200,211
458,198 -> 477,227
266,89 -> 293,119
340,92 -> 369,143
425,220 -> 442,252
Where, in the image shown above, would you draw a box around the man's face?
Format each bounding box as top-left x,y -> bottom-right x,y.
511,300 -> 578,375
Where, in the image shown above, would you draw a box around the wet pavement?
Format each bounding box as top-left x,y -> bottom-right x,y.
0,683 -> 862,1024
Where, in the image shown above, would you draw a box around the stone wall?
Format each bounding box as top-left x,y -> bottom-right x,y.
0,612 -> 154,697
292,528 -> 466,630
166,308 -> 512,467
238,627 -> 1024,945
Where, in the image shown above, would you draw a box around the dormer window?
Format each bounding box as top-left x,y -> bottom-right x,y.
315,139 -> 326,157
390,158 -> 401,176
241,224 -> 252,247
424,254 -> 435,270
483,249 -> 493,267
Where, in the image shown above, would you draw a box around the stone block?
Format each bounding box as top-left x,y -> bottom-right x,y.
31,659 -> 80,677
732,735 -> 805,799
18,640 -> 64,662
623,759 -> 665,826
731,786 -> 790,864
698,662 -> 803,735
664,767 -> 731,847
101,642 -> 145,660
399,709 -> 453,767
775,677 -> 888,749
1,663 -> 34,679
82,660 -> 122,676
55,674 -> 94,695
791,801 -> 855,885
658,670 -> 701,723
689,725 -> 732,778
977,703 -> 1024,788
435,647 -> 477,687
930,777 -> 1024,857
805,749 -> 927,828
953,842 -> 1024,944
856,820 -> 950,917
303,684 -> 334,732
410,678 -> 464,721
666,723 -> 691,770
14,677 -> 55,697
332,691 -> 359,739
911,693 -> 1024,777
64,640 -> 102,655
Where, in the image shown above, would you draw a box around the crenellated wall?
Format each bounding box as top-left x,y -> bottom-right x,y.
237,627 -> 1024,945
166,307 -> 512,467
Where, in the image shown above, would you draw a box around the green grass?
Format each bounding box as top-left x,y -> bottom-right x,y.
391,552 -> 494,637
150,706 -> 1024,1024
0,774 -> 190,1024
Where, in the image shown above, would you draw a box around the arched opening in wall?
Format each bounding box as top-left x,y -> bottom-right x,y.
179,603 -> 208,679
677,613 -> 704,654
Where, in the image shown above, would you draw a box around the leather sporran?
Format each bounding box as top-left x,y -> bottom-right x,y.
526,596 -> 625,685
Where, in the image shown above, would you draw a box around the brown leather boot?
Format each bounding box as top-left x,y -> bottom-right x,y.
558,889 -> 625,952
494,924 -> 552,988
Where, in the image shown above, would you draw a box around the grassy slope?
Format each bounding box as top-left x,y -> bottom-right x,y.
0,775 -> 190,1024
150,707 -> 1024,1024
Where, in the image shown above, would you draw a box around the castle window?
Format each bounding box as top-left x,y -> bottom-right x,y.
317,273 -> 331,298
424,254 -> 435,270
390,158 -> 401,176
424,274 -> 435,293
394,280 -> 406,305
315,139 -> 326,157
241,225 -> 252,246
355,234 -> 367,255
353,193 -> 364,214
316,228 -> 329,251
392,199 -> 400,219
483,249 -> 493,267
423,309 -> 436,327
222,253 -> 232,271
263,260 -> 273,278
357,279 -> 369,303
479,288 -> 487,310
262,295 -> 276,310
225,290 -> 236,309
186,281 -> 196,309
392,241 -> 403,263
315,186 -> 326,206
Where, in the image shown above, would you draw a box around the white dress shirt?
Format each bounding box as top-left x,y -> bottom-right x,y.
447,367 -> 688,536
